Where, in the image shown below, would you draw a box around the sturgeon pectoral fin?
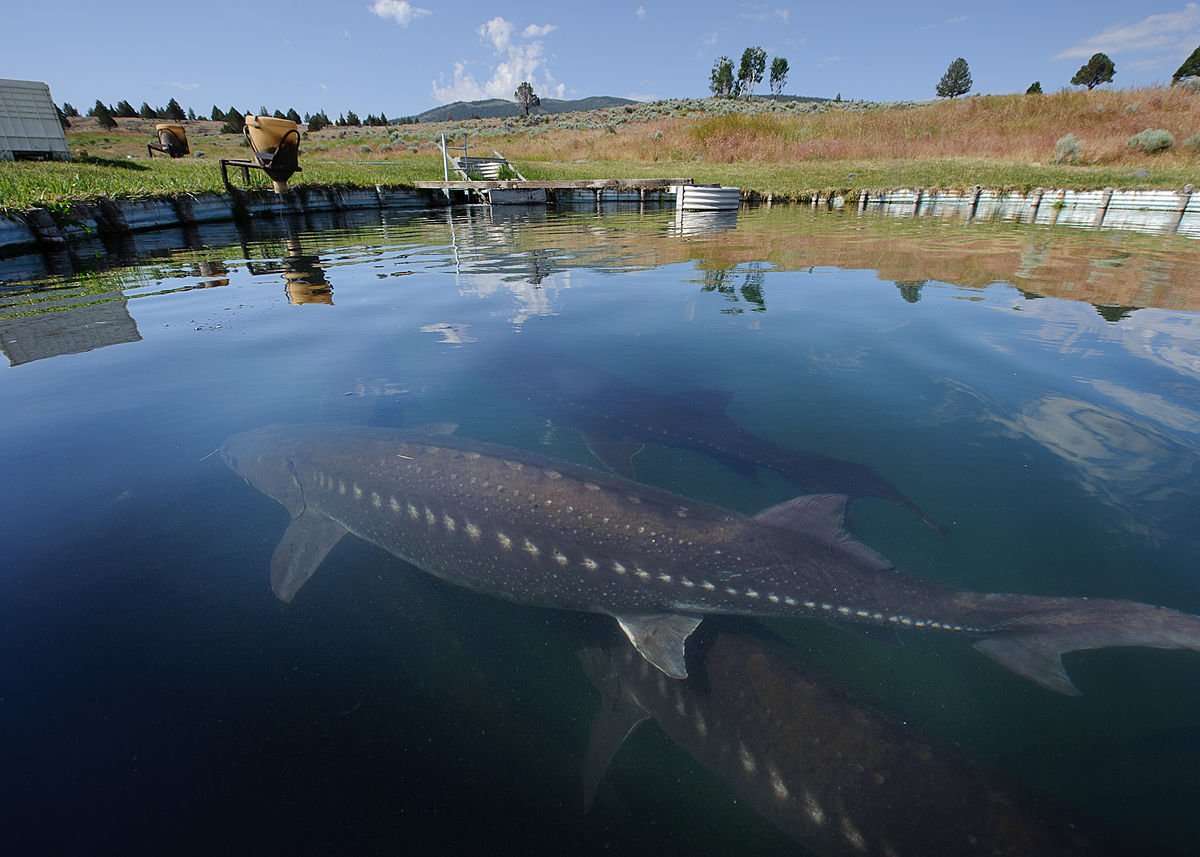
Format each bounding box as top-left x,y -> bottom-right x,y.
974,635 -> 1082,697
270,511 -> 348,603
613,613 -> 703,679
754,493 -> 893,573
580,675 -> 649,811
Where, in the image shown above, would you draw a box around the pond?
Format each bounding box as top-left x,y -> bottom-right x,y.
2,205 -> 1199,856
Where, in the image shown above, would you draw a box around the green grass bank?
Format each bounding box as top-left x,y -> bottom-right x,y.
2,155 -> 1194,214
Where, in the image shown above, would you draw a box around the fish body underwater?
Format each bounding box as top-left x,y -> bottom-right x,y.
480,355 -> 940,530
222,424 -> 1200,694
579,629 -> 1114,856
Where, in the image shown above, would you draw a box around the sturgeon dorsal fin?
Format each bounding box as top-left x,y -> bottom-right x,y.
754,494 -> 893,573
270,511 -> 348,603
613,613 -> 703,679
755,493 -> 849,533
974,635 -> 1082,696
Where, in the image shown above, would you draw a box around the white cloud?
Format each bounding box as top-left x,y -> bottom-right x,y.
635,5 -> 647,19
944,14 -> 968,25
738,3 -> 790,23
1056,3 -> 1200,59
166,81 -> 200,91
433,18 -> 566,103
369,0 -> 430,27
480,16 -> 513,51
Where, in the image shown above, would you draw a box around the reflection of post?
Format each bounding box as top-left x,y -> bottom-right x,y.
282,236 -> 332,305
197,261 -> 230,288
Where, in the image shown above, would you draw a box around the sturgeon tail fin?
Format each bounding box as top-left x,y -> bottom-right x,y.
974,635 -> 1083,696
971,597 -> 1200,696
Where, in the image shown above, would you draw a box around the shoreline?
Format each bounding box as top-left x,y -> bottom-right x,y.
1,181 -> 1197,257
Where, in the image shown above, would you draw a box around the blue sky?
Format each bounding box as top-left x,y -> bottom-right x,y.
6,1 -> 1199,116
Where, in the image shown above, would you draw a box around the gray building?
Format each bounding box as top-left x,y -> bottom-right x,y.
0,79 -> 70,161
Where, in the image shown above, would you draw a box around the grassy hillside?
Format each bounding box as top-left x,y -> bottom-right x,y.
415,95 -> 637,122
3,88 -> 1197,212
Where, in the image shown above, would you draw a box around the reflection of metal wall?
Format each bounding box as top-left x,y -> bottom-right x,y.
0,294 -> 141,366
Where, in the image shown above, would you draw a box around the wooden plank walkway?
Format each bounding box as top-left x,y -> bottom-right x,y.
412,178 -> 693,191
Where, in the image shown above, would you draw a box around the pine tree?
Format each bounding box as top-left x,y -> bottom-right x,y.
769,56 -> 789,96
287,108 -> 302,124
114,99 -> 137,117
345,110 -> 361,126
379,112 -> 388,125
936,57 -> 972,98
221,107 -> 245,134
1071,53 -> 1115,90
1026,81 -> 1043,95
515,81 -> 540,116
61,102 -> 79,117
56,104 -> 70,129
93,101 -> 118,129
709,57 -> 735,98
139,102 -> 157,119
273,109 -> 286,119
187,107 -> 196,120
259,105 -> 269,117
164,98 -> 186,121
737,47 -> 767,98
211,105 -> 223,121
1172,45 -> 1200,83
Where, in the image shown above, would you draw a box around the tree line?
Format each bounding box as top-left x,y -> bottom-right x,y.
935,42 -> 1200,99
708,47 -> 789,98
68,99 -> 410,132
699,42 -> 1200,103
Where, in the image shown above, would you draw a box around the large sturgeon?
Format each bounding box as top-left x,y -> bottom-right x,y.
580,629 -> 1113,856
221,424 -> 1200,695
475,352 -> 941,531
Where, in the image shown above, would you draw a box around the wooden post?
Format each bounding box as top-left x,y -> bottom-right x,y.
857,192 -> 868,212
1028,187 -> 1045,222
1173,184 -> 1193,234
1048,190 -> 1066,226
912,188 -> 923,215
1093,187 -> 1114,229
968,185 -> 982,220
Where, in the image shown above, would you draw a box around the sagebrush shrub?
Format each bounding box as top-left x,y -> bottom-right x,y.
1127,128 -> 1174,154
1053,133 -> 1082,164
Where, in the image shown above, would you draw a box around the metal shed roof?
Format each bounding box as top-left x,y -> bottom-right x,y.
0,79 -> 70,161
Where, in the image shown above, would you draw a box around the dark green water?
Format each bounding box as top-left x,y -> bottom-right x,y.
2,206 -> 1199,856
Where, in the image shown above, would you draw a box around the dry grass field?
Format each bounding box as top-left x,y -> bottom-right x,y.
2,88 -> 1196,211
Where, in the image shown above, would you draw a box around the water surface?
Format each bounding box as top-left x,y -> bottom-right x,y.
3,206 -> 1200,855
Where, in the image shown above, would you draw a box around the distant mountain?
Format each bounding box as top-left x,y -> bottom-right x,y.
413,96 -> 638,123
